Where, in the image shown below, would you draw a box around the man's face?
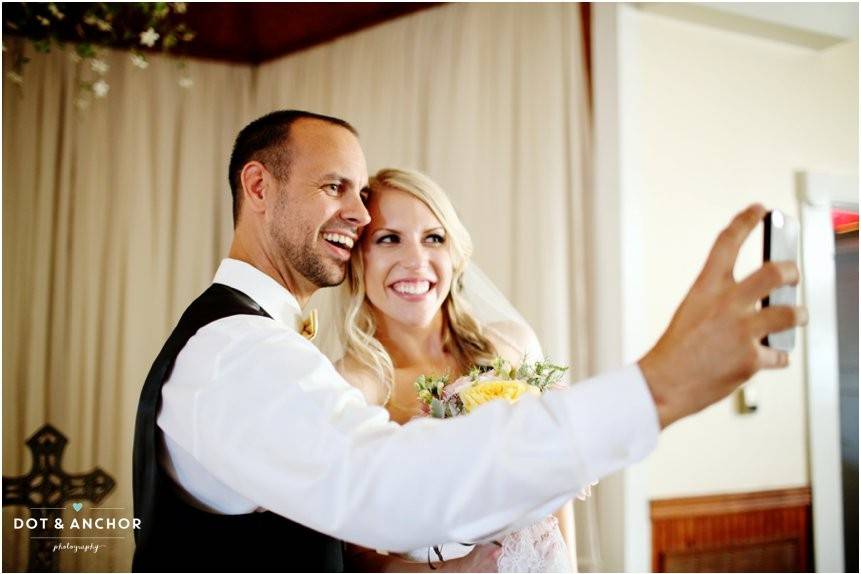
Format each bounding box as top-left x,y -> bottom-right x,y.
267,119 -> 370,292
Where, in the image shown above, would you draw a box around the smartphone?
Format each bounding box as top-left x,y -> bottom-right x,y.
761,209 -> 800,352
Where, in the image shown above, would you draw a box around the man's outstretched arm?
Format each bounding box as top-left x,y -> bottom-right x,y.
159,204 -> 805,552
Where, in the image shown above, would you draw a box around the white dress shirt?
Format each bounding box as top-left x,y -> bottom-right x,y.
157,258 -> 660,552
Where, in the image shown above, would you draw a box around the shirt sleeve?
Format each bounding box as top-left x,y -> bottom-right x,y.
167,315 -> 659,552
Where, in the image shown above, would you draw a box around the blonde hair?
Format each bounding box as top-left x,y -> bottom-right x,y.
342,168 -> 497,403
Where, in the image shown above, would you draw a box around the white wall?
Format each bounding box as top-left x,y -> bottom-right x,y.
626,9 -> 858,499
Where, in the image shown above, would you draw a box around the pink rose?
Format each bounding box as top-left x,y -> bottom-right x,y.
441,375 -> 474,401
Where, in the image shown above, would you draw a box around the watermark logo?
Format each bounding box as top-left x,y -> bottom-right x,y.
13,503 -> 141,554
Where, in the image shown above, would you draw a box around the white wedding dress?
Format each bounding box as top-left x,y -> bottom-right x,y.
497,516 -> 573,572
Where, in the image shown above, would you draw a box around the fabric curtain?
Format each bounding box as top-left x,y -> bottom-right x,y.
3,3 -> 597,571
3,43 -> 253,572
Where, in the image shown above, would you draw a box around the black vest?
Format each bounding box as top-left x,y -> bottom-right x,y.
132,283 -> 344,572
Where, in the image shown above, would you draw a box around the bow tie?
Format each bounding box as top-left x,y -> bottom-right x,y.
299,309 -> 318,341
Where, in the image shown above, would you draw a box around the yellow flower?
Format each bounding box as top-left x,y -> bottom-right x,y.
459,379 -> 539,413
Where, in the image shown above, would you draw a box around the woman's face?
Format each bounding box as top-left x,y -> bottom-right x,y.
360,186 -> 453,329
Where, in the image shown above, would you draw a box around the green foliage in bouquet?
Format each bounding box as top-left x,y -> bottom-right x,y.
414,373 -> 463,419
512,358 -> 568,392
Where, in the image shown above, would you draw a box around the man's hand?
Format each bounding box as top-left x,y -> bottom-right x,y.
638,204 -> 808,429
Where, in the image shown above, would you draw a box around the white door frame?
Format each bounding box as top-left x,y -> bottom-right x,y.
795,171 -> 857,573
592,3 -> 651,572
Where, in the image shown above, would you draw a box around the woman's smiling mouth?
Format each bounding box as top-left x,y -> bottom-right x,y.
389,279 -> 435,300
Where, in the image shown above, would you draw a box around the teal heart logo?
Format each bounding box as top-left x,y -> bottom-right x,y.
72,503 -> 83,512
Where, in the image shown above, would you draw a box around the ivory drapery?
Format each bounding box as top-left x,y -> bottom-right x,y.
3,3 -> 596,571
3,44 -> 253,572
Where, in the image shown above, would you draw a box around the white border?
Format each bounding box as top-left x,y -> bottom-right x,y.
795,171 -> 857,573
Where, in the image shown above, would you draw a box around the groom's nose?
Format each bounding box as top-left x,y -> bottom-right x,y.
341,191 -> 371,228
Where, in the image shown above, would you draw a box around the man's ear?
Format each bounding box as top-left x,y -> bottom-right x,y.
240,161 -> 271,216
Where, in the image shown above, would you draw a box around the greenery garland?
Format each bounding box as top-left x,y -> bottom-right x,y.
3,3 -> 196,107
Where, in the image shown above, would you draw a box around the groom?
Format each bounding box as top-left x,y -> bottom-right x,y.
132,110 -> 806,572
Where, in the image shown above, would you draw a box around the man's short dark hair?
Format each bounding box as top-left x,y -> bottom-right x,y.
228,110 -> 358,226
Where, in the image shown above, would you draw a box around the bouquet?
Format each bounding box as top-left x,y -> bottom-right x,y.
406,357 -> 587,572
415,356 -> 568,419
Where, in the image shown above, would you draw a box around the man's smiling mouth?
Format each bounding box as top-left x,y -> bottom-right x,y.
320,231 -> 356,261
322,232 -> 355,249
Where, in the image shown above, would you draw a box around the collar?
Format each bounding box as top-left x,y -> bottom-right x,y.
212,258 -> 303,330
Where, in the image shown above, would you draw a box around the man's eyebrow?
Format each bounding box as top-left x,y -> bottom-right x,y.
319,172 -> 347,182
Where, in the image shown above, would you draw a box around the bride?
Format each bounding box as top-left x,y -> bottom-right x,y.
331,168 -> 577,572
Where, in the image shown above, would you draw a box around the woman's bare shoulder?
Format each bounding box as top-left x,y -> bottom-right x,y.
484,320 -> 544,364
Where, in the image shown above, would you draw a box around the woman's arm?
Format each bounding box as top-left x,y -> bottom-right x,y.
554,501 -> 578,573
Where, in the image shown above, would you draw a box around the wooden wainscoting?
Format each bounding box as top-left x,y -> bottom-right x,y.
650,487 -> 812,572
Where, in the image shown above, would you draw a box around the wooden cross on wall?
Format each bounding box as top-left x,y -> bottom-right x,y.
2,424 -> 115,572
